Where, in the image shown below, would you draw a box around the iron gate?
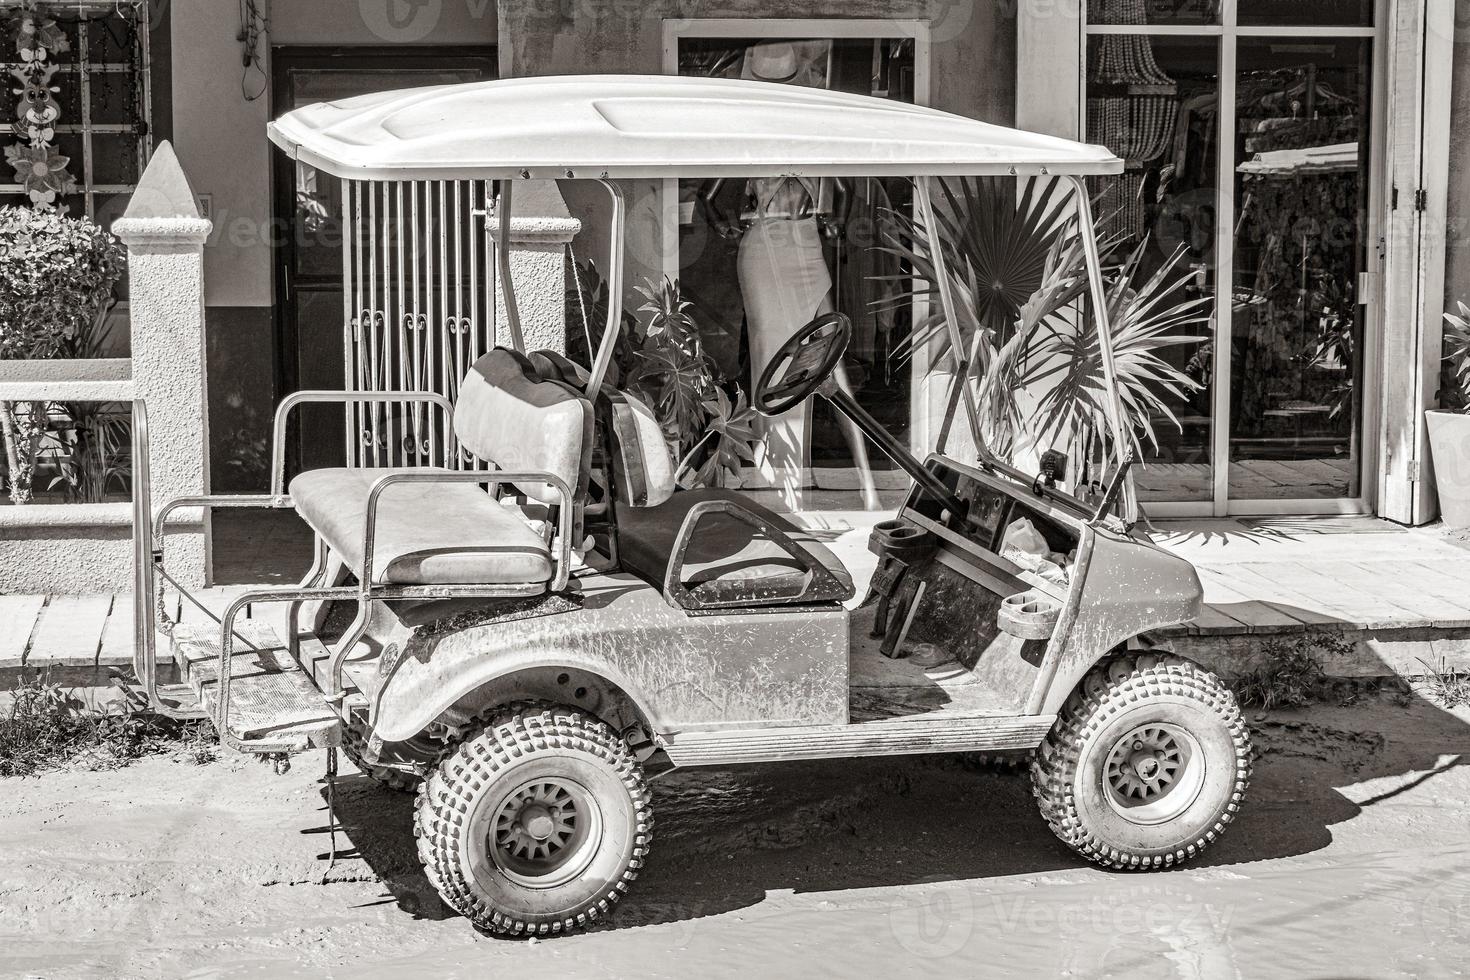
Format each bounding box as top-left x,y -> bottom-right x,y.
340,177 -> 499,470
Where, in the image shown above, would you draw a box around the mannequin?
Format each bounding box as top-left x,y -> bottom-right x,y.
694,41 -> 881,509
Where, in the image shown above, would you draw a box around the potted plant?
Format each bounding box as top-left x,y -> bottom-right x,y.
875,176 -> 1208,468
1428,302 -> 1470,526
0,205 -> 126,504
566,264 -> 760,489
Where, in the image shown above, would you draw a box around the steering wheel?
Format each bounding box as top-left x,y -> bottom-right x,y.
753,312 -> 853,417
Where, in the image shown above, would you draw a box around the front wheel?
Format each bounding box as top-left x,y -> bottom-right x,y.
1031,655 -> 1251,869
414,705 -> 652,935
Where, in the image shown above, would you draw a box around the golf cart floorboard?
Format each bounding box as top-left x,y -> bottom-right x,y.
662,712 -> 1056,766
170,622 -> 341,752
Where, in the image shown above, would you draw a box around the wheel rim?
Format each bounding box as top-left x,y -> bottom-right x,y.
487,777 -> 604,889
1102,723 -> 1205,826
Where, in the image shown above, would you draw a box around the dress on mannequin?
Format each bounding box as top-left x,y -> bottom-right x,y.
736,174 -> 880,510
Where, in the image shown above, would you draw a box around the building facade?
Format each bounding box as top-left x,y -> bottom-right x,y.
6,0 -> 1465,524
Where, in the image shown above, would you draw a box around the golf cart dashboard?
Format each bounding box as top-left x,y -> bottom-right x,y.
900,455 -> 1084,599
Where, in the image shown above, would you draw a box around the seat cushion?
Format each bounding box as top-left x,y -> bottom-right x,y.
290,468 -> 552,587
616,488 -> 854,604
454,349 -> 593,506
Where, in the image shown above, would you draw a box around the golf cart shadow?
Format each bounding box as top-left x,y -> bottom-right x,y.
319,674 -> 1470,932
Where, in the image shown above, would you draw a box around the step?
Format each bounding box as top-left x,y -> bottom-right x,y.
171,623 -> 342,754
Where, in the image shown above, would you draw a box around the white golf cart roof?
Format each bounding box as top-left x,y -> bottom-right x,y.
267,74 -> 1123,181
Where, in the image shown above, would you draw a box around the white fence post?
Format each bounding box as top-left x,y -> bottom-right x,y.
112,141 -> 213,588
494,179 -> 582,354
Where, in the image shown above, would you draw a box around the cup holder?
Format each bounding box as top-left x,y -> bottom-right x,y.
998,590 -> 1061,640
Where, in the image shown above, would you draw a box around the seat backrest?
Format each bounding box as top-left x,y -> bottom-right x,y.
527,349 -> 676,509
455,349 -> 593,505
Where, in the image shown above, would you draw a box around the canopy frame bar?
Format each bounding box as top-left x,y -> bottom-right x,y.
585,178 -> 626,401
494,180 -> 527,353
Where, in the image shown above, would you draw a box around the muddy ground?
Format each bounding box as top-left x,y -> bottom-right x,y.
3,697 -> 1470,979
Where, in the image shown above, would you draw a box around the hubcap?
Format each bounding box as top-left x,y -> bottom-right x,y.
1103,723 -> 1206,825
488,778 -> 603,888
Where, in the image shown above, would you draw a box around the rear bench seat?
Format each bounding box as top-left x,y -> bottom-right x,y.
288,349 -> 592,591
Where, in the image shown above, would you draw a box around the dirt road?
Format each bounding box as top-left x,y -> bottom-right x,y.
3,697 -> 1469,979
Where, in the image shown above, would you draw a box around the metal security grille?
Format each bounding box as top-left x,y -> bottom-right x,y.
340,178 -> 498,470
0,1 -> 152,217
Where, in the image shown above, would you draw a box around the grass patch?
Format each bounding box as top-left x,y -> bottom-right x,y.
0,671 -> 217,778
1231,632 -> 1354,711
1416,656 -> 1470,710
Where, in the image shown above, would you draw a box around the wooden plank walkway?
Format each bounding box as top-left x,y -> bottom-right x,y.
1,587 -> 275,669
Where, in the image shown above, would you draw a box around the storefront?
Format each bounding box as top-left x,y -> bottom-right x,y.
7,0 -> 1456,524
1021,0 -> 1456,524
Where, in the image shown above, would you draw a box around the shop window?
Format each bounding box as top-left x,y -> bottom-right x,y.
668,32 -> 922,512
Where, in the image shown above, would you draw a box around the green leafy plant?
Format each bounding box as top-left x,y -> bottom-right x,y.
0,671 -> 216,777
0,205 -> 126,504
874,176 -> 1207,464
626,276 -> 715,454
1416,654 -> 1470,710
568,265 -> 761,489
43,400 -> 131,502
1442,301 -> 1470,413
677,387 -> 761,489
1014,238 -> 1211,460
872,175 -> 1075,368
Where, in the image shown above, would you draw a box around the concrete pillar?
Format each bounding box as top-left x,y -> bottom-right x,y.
494,180 -> 582,354
111,141 -> 213,587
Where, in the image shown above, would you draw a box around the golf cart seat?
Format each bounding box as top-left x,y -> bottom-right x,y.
289,349 -> 592,588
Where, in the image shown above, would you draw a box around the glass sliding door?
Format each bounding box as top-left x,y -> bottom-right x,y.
1228,36 -> 1372,501
1084,0 -> 1380,514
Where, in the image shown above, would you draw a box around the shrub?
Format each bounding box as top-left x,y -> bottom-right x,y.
0,206 -> 126,503
0,205 -> 125,360
0,671 -> 216,777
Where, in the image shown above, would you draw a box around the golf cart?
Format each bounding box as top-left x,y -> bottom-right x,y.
132,75 -> 1251,936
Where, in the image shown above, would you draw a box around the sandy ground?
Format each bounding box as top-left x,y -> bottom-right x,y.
3,697 -> 1470,980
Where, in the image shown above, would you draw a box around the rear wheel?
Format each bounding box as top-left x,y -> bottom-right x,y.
341,725 -> 422,794
1031,654 -> 1251,869
414,705 -> 652,935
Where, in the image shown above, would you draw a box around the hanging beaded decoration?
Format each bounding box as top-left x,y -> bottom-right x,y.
1086,0 -> 1181,243
4,0 -> 75,209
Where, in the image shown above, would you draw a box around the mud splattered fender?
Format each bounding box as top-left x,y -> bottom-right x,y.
1031,524 -> 1204,716
370,573 -> 849,744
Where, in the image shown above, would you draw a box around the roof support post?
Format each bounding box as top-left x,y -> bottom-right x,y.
585,178 -> 626,400
494,180 -> 527,353
914,176 -> 986,456
1068,174 -> 1137,523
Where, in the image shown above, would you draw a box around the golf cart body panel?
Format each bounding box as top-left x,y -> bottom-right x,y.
868,455 -> 1203,716
267,74 -> 1124,182
372,572 -> 850,744
1035,525 -> 1204,717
